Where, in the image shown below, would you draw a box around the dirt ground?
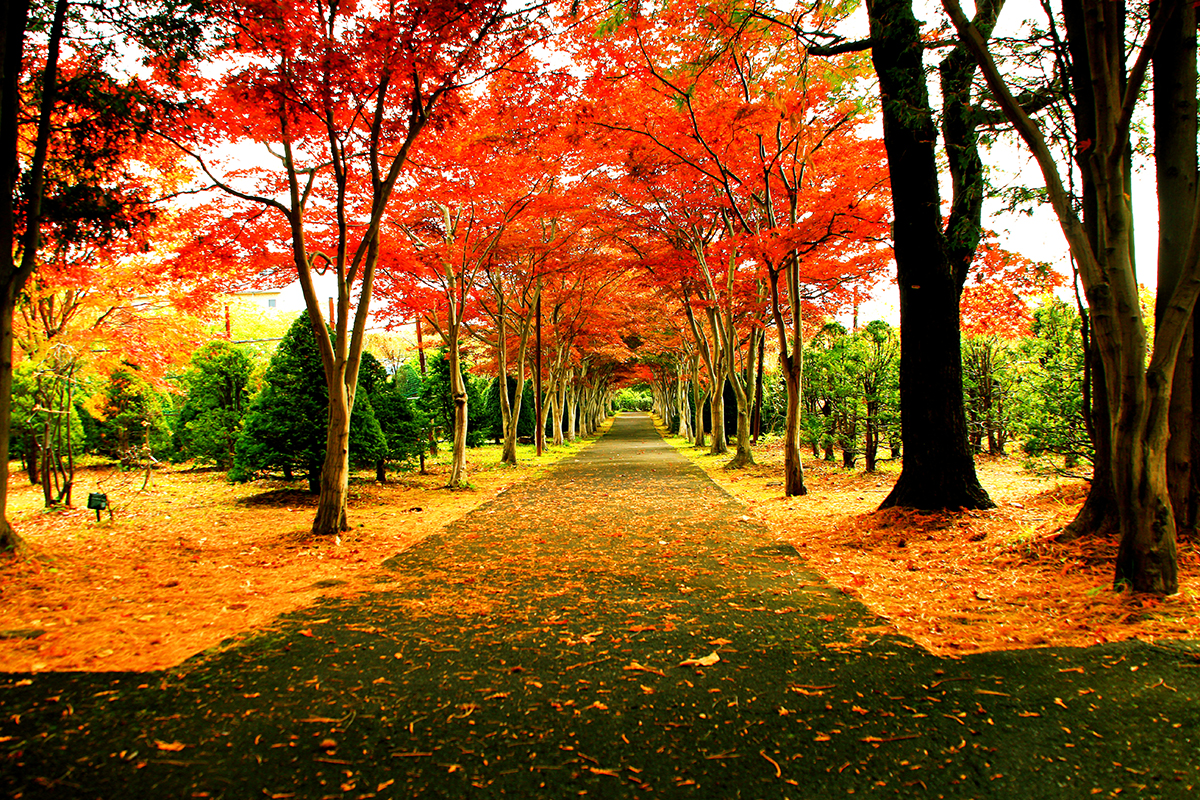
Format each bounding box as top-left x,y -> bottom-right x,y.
664,421 -> 1199,657
0,437 -> 595,673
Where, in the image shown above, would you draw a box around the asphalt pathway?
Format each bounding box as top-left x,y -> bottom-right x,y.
2,413 -> 1198,798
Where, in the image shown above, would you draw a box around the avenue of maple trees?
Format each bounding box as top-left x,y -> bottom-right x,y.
2,0 -> 1196,595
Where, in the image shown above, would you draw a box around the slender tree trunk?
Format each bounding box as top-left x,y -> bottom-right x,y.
566,367 -> 577,441
725,327 -> 758,469
865,398 -> 879,473
690,354 -> 705,448
709,378 -> 727,455
448,333 -> 469,487
25,432 -> 39,486
781,355 -> 807,495
677,369 -> 690,439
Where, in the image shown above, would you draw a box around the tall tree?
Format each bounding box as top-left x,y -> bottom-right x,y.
175,0 -> 546,531
943,0 -> 1197,592
1,0 -> 209,551
849,0 -> 1003,510
1153,0 -> 1198,540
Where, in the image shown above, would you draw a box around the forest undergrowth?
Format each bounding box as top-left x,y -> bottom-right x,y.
664,419 -> 1199,656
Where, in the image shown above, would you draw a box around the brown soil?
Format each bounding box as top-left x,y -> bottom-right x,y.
665,423 -> 1200,657
0,437 -> 594,674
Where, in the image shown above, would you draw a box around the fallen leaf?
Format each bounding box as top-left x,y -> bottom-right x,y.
153,740 -> 186,752
624,661 -> 666,676
679,651 -> 720,668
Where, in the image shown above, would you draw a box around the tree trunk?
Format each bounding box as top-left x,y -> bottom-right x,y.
677,370 -> 690,439
864,398 -> 879,473
497,311 -> 518,465
725,323 -> 758,469
709,378 -> 728,455
1058,0 -> 1118,541
690,356 -> 706,448
25,432 -> 39,486
448,336 -> 469,487
868,0 -> 993,510
1155,0 -> 1198,539
311,389 -> 350,534
781,355 -> 807,495
566,367 -> 577,441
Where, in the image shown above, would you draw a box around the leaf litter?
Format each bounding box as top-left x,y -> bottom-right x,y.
0,442 -> 584,673
671,432 -> 1199,656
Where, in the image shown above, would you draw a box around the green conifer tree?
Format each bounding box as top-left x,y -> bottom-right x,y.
231,315 -> 386,491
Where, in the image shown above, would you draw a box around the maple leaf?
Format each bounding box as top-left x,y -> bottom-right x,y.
153,740 -> 186,752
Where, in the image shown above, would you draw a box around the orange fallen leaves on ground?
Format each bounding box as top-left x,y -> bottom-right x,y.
670,428 -> 1199,656
0,442 -> 580,673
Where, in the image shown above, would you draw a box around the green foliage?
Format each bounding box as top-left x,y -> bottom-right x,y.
89,367 -> 172,461
173,340 -> 254,468
613,385 -> 653,412
485,376 -> 556,443
802,321 -> 899,467
230,315 -> 386,489
9,362 -> 85,478
1012,300 -> 1091,473
361,351 -> 429,469
419,348 -> 489,448
961,334 -> 1019,455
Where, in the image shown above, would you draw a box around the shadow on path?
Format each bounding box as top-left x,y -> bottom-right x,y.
3,414 -> 1198,798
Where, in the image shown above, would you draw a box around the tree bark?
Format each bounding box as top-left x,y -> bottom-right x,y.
724,322 -> 758,469
690,354 -> 706,448
1154,0 -> 1198,539
311,378 -> 351,533
781,354 -> 807,495
868,0 -> 993,510
448,335 -> 469,487
943,0 -> 1195,592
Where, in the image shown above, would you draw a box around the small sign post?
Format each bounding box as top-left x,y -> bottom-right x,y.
87,492 -> 108,522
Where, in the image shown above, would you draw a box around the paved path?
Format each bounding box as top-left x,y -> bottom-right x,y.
3,414 -> 1198,798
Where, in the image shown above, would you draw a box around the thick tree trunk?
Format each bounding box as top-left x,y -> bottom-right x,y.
690,356 -> 706,448
868,0 -> 993,510
0,288 -> 22,553
1112,368 -> 1179,592
1155,0 -> 1198,539
1063,337 -> 1119,540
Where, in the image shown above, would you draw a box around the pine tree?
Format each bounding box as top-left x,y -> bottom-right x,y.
174,341 -> 255,469
231,315 -> 386,492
